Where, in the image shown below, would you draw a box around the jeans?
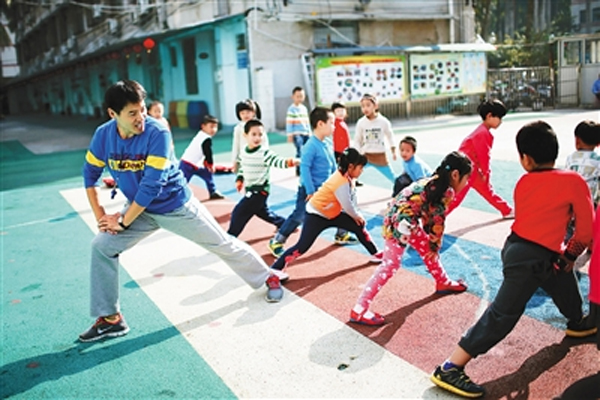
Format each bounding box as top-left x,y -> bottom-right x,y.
179,160 -> 217,194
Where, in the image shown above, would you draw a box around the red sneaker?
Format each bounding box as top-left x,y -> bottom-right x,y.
102,177 -> 116,188
349,310 -> 385,326
435,279 -> 467,295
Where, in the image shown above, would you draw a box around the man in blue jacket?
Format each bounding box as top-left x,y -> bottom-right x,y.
79,80 -> 285,342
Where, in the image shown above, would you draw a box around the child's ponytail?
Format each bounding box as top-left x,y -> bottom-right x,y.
338,148 -> 367,174
424,151 -> 472,206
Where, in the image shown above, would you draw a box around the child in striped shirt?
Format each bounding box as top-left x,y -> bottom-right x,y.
286,86 -> 311,176
227,119 -> 300,237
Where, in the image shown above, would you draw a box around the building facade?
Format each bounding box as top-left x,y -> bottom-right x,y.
571,0 -> 600,34
4,0 -> 477,129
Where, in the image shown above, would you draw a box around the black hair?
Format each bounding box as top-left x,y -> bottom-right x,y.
400,136 -> 418,152
244,119 -> 263,134
147,100 -> 163,112
574,120 -> 600,146
104,80 -> 146,114
309,107 -> 332,130
516,121 -> 558,164
235,99 -> 262,120
331,102 -> 346,112
202,114 -> 219,125
477,99 -> 507,120
425,151 -> 472,207
338,148 -> 367,174
292,86 -> 304,94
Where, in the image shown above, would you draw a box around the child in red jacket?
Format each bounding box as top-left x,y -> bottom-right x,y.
446,99 -> 513,218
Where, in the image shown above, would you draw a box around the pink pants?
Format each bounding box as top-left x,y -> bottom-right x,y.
446,171 -> 512,216
356,227 -> 451,310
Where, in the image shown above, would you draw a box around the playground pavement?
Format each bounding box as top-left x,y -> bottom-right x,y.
1,108 -> 599,399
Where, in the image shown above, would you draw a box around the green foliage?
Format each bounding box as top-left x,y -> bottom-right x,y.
474,0 -> 572,68
488,32 -> 552,68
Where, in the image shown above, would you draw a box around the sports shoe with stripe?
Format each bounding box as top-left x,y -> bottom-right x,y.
79,313 -> 130,342
565,314 -> 598,338
430,364 -> 485,398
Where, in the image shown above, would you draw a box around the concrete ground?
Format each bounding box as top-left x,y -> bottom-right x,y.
1,108 -> 599,399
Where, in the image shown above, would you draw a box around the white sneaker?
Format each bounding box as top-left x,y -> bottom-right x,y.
502,211 -> 515,220
269,268 -> 289,283
369,251 -> 384,263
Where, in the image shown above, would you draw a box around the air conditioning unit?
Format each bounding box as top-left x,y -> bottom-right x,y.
67,37 -> 75,48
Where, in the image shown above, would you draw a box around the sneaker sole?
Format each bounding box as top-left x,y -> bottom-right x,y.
565,326 -> 598,338
265,292 -> 283,303
430,374 -> 484,398
78,327 -> 130,343
335,240 -> 358,246
349,317 -> 385,327
435,288 -> 467,295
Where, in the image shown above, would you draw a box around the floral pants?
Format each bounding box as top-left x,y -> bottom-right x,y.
356,226 -> 450,310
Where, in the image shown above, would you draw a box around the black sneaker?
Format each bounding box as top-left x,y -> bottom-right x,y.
209,191 -> 225,200
79,314 -> 130,342
565,315 -> 598,338
265,275 -> 283,303
430,365 -> 485,398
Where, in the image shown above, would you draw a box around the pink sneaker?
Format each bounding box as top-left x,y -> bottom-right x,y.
435,279 -> 467,295
349,310 -> 385,326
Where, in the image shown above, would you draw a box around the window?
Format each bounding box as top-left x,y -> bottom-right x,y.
313,22 -> 358,49
580,9 -> 587,24
562,41 -> 582,66
592,7 -> 600,22
182,38 -> 199,95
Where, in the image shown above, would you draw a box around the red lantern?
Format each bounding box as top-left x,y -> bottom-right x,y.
133,44 -> 143,53
143,37 -> 155,50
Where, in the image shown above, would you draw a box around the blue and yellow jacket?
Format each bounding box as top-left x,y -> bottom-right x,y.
82,117 -> 190,214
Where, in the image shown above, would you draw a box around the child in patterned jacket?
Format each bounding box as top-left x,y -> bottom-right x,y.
349,151 -> 472,326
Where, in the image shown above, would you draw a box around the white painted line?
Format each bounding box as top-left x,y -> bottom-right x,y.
60,187 -> 451,399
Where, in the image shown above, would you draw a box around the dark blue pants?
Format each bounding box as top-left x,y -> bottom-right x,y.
275,185 -> 347,243
271,212 -> 378,270
179,161 -> 217,194
227,191 -> 285,237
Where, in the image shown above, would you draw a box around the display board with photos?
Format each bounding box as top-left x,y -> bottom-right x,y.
409,52 -> 487,97
315,55 -> 408,106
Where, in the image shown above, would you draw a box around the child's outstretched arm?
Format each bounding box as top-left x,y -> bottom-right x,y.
263,149 -> 299,169
422,201 -> 448,254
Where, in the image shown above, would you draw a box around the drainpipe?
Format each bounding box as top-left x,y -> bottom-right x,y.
244,4 -> 262,99
448,0 -> 455,44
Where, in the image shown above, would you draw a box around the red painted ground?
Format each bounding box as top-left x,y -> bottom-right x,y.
194,186 -> 599,400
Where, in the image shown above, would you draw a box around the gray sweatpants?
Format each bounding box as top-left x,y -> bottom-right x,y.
459,234 -> 584,358
89,196 -> 271,318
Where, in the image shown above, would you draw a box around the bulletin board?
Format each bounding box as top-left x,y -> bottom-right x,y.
409,52 -> 487,98
315,55 -> 408,106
